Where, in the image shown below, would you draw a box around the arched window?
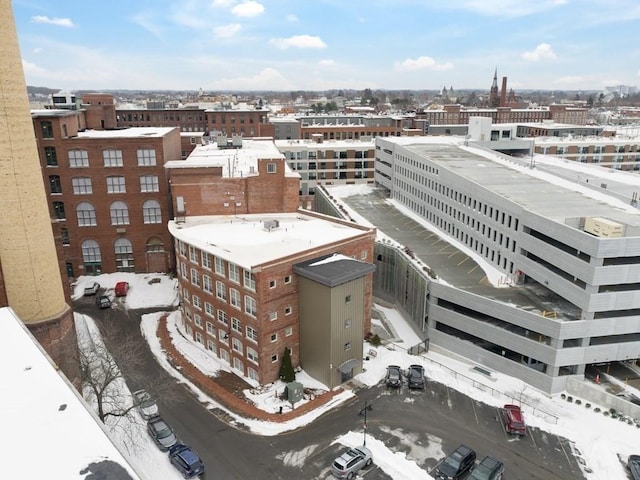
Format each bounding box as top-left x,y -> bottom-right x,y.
146,237 -> 165,253
81,240 -> 102,275
142,200 -> 162,224
114,238 -> 134,272
110,201 -> 130,225
77,202 -> 97,226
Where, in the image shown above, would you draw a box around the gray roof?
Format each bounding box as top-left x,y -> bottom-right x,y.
293,254 -> 375,287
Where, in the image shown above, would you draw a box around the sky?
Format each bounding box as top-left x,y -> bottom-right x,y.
67,271 -> 640,479
11,0 -> 640,92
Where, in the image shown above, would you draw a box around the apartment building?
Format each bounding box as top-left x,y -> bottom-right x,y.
374,135 -> 640,393
534,135 -> 640,170
32,108 -> 181,276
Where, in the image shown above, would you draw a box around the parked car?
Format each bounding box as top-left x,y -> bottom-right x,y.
169,443 -> 205,479
147,417 -> 178,451
433,444 -> 476,480
502,404 -> 526,436
385,365 -> 403,388
95,295 -> 111,309
469,455 -> 504,480
133,389 -> 159,420
407,364 -> 425,389
331,445 -> 372,479
83,282 -> 100,296
114,281 -> 129,297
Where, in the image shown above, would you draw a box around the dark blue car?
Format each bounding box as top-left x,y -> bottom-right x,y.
169,443 -> 205,478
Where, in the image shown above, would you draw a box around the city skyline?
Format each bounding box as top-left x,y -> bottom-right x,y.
12,0 -> 640,92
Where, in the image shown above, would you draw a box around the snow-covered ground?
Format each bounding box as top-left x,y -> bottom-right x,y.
76,273 -> 640,479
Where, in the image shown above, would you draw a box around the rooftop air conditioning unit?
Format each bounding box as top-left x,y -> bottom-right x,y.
264,220 -> 279,231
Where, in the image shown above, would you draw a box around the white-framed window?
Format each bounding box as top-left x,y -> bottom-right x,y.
232,317 -> 242,333
182,287 -> 190,303
344,342 -> 352,351
69,149 -> 89,167
243,270 -> 256,291
361,250 -> 368,260
140,175 -> 159,192
232,338 -> 243,353
345,319 -> 352,328
203,274 -> 213,293
229,263 -> 240,283
205,302 -> 215,317
189,246 -> 199,263
214,256 -> 225,276
247,367 -> 259,382
285,327 -> 293,337
246,326 -> 258,342
247,347 -> 258,363
284,275 -> 291,284
207,340 -> 217,353
229,288 -> 241,309
72,177 -> 92,194
109,201 -> 130,225
269,279 -> 276,289
192,295 -> 202,310
103,149 -> 123,167
271,354 -> 278,363
269,311 -> 277,321
191,268 -> 200,287
284,306 -> 292,316
137,148 -> 157,166
232,357 -> 243,371
77,202 -> 97,226
195,331 -> 204,344
217,309 -> 229,325
194,314 -> 202,327
206,321 -> 215,335
270,333 -> 277,342
142,200 -> 162,223
245,296 -> 257,318
185,323 -> 192,335
267,162 -> 276,173
179,241 -> 186,257
180,262 -> 188,279
345,295 -> 351,304
219,348 -> 230,361
106,176 -> 126,193
202,252 -> 212,269
216,281 -> 227,301
185,308 -> 192,320
218,330 -> 229,345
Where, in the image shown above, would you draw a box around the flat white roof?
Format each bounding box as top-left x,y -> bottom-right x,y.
77,127 -> 176,138
0,307 -> 140,479
274,138 -> 375,149
169,212 -> 372,270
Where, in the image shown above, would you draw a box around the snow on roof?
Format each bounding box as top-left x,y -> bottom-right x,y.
168,212 -> 372,270
0,307 -> 140,479
274,138 -> 375,149
77,127 -> 176,139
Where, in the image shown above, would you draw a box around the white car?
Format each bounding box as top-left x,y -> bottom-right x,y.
83,282 -> 100,296
133,389 -> 159,420
331,445 -> 372,479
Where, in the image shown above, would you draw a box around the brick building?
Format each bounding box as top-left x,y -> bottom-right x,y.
32,107 -> 181,276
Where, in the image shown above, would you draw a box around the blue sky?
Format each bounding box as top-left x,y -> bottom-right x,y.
11,0 -> 640,92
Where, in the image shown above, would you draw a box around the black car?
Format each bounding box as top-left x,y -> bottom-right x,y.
95,295 -> 111,309
407,364 -> 425,389
434,444 -> 476,480
169,443 -> 205,478
469,455 -> 504,480
385,365 -> 403,388
147,417 -> 178,451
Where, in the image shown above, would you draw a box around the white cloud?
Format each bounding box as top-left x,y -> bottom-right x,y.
231,1 -> 265,17
521,43 -> 557,61
319,59 -> 336,66
214,23 -> 242,38
270,35 -> 327,50
286,14 -> 299,22
395,56 -> 453,72
211,0 -> 236,7
33,48 -> 44,54
30,16 -> 76,28
129,12 -> 163,38
447,0 -> 568,17
21,59 -> 49,76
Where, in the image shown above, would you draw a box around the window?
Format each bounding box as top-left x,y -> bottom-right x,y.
218,330 -> 229,345
247,347 -> 258,363
77,202 -> 97,226
68,150 -> 89,167
244,296 -> 257,317
344,342 -> 351,351
285,327 -> 293,337
41,121 -> 53,138
246,326 -> 258,342
114,238 -> 134,272
216,281 -> 227,301
191,268 -> 200,287
202,252 -> 211,269
137,148 -> 157,166
194,314 -> 203,327
195,331 -> 204,344
142,200 -> 162,223
106,176 -> 126,193
192,295 -> 202,310
345,319 -> 352,328
72,177 -> 92,194
60,228 -> 69,246
232,317 -> 242,333
284,306 -> 292,316
229,263 -> 240,283
81,240 -> 102,274
203,274 -> 213,293
215,256 -> 225,276
140,175 -> 159,192
146,237 -> 164,253
269,311 -> 277,321
189,245 -> 199,263
103,149 -> 123,167
270,333 -> 277,342
179,241 -> 186,257
207,340 -> 217,353
217,309 -> 229,325
180,262 -> 188,279
44,146 -> 58,166
284,275 -> 291,284
206,322 -> 215,335
229,288 -> 242,309
271,354 -> 278,363
243,270 -> 256,291
49,175 -> 62,194
205,302 -> 215,317
232,338 -> 243,353
269,279 -> 276,289
267,163 -> 277,173
345,295 -> 352,304
109,201 -> 129,225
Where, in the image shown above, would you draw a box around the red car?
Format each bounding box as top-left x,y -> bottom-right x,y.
114,281 -> 129,297
502,404 -> 526,436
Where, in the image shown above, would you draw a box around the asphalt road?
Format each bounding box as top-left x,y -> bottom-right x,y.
74,297 -> 586,480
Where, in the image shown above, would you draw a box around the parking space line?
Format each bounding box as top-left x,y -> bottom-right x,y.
470,400 -> 479,425
457,256 -> 469,267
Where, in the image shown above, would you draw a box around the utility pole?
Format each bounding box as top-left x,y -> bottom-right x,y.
358,401 -> 373,446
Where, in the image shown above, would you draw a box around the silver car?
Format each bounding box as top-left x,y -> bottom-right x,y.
147,417 -> 178,451
133,389 -> 159,420
331,445 -> 372,479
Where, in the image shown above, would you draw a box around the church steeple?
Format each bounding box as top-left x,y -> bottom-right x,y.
489,67 -> 500,107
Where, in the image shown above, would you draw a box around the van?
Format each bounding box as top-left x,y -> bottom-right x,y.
115,281 -> 129,297
502,404 -> 526,435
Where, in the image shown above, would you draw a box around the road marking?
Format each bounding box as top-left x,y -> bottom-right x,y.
470,400 -> 479,424
468,265 -> 478,274
457,257 -> 469,266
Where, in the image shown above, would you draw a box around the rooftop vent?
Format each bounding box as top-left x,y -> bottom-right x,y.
264,219 -> 280,232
